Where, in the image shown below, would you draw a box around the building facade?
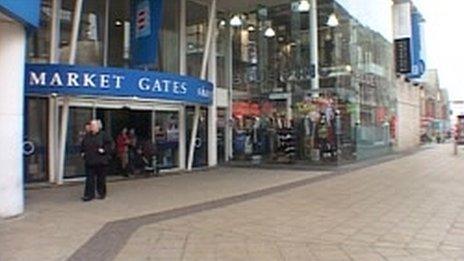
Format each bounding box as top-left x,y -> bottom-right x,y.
420,69 -> 451,142
230,0 -> 396,163
1,0 -> 406,218
396,76 -> 421,151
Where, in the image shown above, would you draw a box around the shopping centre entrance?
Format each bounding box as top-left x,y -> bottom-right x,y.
24,95 -> 194,183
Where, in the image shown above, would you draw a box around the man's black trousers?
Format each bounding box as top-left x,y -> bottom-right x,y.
84,165 -> 107,199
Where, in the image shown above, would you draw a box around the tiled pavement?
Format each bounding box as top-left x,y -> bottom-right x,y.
2,144 -> 464,260
115,145 -> 464,260
1,166 -> 326,260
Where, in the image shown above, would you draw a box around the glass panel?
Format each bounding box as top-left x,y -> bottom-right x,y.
155,111 -> 180,169
27,0 -> 52,63
107,0 -> 131,67
64,107 -> 93,178
60,0 -> 106,65
186,1 -> 208,77
185,106 -> 208,167
25,98 -> 48,182
216,12 -> 229,87
159,0 -> 180,73
217,108 -> 227,163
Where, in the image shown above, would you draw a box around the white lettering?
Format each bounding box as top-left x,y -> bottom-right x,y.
153,79 -> 162,92
180,82 -> 188,94
113,75 -> 125,89
173,81 -> 181,94
50,73 -> 64,86
100,74 -> 110,89
83,73 -> 96,87
29,72 -> 46,86
162,80 -> 171,92
67,72 -> 80,87
138,78 -> 151,91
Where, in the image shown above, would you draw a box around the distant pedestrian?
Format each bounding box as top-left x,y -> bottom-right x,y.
127,128 -> 138,175
116,127 -> 129,174
80,119 -> 113,201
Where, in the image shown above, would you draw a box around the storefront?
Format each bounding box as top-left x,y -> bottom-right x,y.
20,0 -> 230,186
24,64 -> 213,183
229,0 -> 396,164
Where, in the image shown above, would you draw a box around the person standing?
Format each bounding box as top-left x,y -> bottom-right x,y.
127,128 -> 138,175
80,119 -> 113,201
116,127 -> 129,175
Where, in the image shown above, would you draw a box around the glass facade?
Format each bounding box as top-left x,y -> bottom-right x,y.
24,0 -> 213,182
23,0 -> 398,183
230,0 -> 396,163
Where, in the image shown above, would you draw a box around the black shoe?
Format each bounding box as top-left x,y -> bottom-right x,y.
81,196 -> 93,202
96,195 -> 106,200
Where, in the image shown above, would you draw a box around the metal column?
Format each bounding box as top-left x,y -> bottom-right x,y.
187,0 -> 217,170
310,0 -> 319,97
69,0 -> 84,64
57,0 -> 83,183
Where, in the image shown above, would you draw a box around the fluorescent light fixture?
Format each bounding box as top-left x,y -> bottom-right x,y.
230,15 -> 243,27
264,27 -> 276,37
327,13 -> 339,27
298,0 -> 311,12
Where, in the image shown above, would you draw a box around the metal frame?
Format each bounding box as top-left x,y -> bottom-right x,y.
54,97 -> 185,181
43,0 -> 219,181
187,0 -> 217,170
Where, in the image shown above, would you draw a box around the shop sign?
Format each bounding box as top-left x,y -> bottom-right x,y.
394,38 -> 412,74
131,0 -> 163,68
25,64 -> 213,105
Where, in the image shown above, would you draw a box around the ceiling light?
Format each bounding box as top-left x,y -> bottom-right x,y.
264,27 -> 276,38
230,15 -> 243,27
219,19 -> 227,27
297,0 -> 311,12
114,20 -> 123,26
247,25 -> 256,32
327,13 -> 339,27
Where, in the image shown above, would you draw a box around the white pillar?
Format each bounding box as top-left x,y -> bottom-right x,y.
309,0 -> 319,97
178,107 -> 186,169
187,0 -> 216,170
0,19 -> 26,218
208,16 -> 218,167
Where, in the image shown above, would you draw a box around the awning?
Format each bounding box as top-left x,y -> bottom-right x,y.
25,64 -> 213,106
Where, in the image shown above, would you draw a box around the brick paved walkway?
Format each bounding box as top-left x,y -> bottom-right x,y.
2,144 -> 464,260
115,145 -> 464,260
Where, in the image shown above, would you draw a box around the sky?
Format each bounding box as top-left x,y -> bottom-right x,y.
413,0 -> 464,101
335,0 -> 464,102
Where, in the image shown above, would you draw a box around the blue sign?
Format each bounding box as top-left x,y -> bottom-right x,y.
25,64 -> 213,105
0,0 -> 41,28
408,8 -> 426,78
131,0 -> 164,68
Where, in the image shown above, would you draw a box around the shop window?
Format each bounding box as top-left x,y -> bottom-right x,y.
186,1 -> 208,78
60,0 -> 106,65
27,0 -> 52,63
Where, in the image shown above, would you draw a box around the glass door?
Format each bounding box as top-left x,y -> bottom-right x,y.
154,110 -> 180,170
64,107 -> 93,178
25,97 -> 48,182
186,106 -> 208,168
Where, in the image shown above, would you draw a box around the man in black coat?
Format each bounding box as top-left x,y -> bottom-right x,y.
80,120 -> 113,201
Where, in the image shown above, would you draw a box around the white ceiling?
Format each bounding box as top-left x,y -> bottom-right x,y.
196,0 -> 291,12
